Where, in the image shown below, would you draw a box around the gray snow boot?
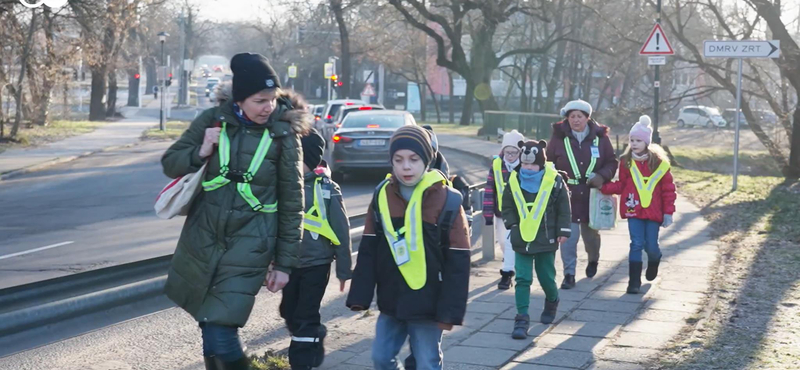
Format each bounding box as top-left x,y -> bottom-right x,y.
540,298 -> 559,324
511,314 -> 530,339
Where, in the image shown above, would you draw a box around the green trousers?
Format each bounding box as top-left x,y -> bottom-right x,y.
515,251 -> 558,315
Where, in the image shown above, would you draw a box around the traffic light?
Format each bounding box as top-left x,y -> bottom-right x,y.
337,81 -> 343,87
134,73 -> 140,79
166,73 -> 173,87
331,74 -> 338,83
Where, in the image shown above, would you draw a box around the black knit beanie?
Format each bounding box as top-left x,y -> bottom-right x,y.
230,53 -> 281,102
301,128 -> 325,171
389,125 -> 434,166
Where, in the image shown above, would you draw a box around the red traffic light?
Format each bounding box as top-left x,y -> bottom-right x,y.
134,73 -> 140,79
337,81 -> 343,86
168,73 -> 173,78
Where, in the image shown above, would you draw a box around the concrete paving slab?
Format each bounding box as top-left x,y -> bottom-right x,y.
515,347 -> 595,368
444,346 -> 518,367
578,299 -> 643,314
460,332 -> 532,351
567,309 -> 633,325
613,331 -> 674,349
535,333 -> 609,353
549,321 -> 622,339
599,346 -> 660,363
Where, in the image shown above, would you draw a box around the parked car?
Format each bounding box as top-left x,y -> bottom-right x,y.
205,78 -> 220,97
723,109 -> 748,127
676,106 -> 727,128
329,110 -> 416,182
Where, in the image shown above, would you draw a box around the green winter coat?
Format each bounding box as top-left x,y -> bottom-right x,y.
501,173 -> 572,255
161,87 -> 312,327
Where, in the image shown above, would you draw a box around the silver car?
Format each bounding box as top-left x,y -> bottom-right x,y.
329,110 -> 416,182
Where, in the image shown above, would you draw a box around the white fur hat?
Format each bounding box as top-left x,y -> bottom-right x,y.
560,99 -> 593,117
630,115 -> 653,145
501,129 -> 524,150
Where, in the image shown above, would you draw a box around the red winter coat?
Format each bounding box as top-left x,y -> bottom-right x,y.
547,119 -> 618,223
601,156 -> 676,223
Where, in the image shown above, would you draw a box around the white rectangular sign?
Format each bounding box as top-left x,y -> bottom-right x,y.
648,56 -> 666,65
324,63 -> 334,79
703,40 -> 780,58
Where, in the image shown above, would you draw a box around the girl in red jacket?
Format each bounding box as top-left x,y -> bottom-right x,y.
601,115 -> 676,294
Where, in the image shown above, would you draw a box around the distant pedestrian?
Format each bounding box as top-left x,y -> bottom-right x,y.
161,52 -> 311,370
484,129 -> 525,290
546,100 -> 618,289
280,128 -> 353,370
501,139 -> 571,338
347,125 -> 471,370
600,116 -> 676,294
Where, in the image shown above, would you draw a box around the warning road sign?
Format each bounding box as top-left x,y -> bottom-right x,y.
640,24 -> 674,55
361,83 -> 376,97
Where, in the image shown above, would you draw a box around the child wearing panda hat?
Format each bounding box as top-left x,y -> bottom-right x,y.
501,139 -> 572,339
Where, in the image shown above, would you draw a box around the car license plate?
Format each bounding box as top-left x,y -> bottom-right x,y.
360,139 -> 385,146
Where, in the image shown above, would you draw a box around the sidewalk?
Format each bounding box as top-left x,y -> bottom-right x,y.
253,134 -> 720,370
0,116 -> 158,180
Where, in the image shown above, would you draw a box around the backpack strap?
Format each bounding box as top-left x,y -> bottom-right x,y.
371,178 -> 391,231
437,187 -> 464,249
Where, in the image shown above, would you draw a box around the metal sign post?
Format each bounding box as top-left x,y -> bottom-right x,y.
639,0 -> 674,145
703,39 -> 780,191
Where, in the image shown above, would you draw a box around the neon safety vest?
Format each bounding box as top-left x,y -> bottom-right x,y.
377,170 -> 447,290
201,121 -> 278,213
304,177 -> 341,245
563,136 -> 600,186
630,160 -> 670,209
508,163 -> 558,242
492,157 -> 507,210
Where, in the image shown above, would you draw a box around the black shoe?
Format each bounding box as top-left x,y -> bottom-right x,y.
646,259 -> 660,281
511,314 -> 530,339
540,298 -> 559,324
498,270 -> 515,290
214,356 -> 250,370
204,357 -> 219,370
627,262 -> 643,294
586,261 -> 598,278
560,274 -> 576,289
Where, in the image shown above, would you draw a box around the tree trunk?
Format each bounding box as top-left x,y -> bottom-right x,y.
11,9 -> 37,138
424,80 -> 442,123
448,71 -> 455,123
460,79 -> 475,126
787,107 -> 800,178
89,64 -> 107,121
106,69 -> 118,117
330,0 -> 352,98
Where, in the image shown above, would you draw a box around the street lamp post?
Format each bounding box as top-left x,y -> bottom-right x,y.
158,32 -> 169,131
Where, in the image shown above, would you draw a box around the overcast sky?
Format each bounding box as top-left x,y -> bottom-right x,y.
193,0 -> 282,23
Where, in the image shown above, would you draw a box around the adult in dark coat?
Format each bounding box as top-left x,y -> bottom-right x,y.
546,99 -> 618,289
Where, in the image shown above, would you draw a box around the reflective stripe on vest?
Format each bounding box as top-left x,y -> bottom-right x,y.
630,160 -> 670,209
304,177 -> 341,245
508,163 -> 558,242
201,121 -> 278,213
377,170 -> 447,290
492,157 -> 506,210
563,136 -> 599,185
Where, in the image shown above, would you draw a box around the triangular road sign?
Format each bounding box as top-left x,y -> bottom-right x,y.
640,23 -> 674,55
361,83 -> 376,97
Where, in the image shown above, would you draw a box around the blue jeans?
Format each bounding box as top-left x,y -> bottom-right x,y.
199,323 -> 245,362
372,314 -> 443,370
628,218 -> 662,263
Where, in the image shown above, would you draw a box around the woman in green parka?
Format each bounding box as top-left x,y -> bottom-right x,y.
161,53 -> 311,370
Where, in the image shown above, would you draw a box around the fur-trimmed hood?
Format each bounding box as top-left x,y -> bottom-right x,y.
551,118 -> 610,140
214,81 -> 311,136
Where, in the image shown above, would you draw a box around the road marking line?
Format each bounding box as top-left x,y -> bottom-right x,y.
0,241 -> 75,261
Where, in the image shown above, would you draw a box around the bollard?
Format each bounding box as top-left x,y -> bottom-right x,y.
473,188 -> 496,262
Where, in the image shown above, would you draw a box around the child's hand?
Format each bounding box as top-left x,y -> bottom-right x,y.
339,279 -> 348,292
662,214 -> 673,228
557,236 -> 568,244
437,322 -> 454,331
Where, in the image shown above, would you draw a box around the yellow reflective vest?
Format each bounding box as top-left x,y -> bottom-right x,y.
508,163 -> 558,242
630,160 -> 671,209
377,170 -> 447,290
492,157 -> 507,210
304,177 -> 341,245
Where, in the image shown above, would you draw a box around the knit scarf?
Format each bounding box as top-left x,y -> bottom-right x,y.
519,168 -> 545,194
233,103 -> 255,126
504,158 -> 520,172
632,151 -> 650,162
